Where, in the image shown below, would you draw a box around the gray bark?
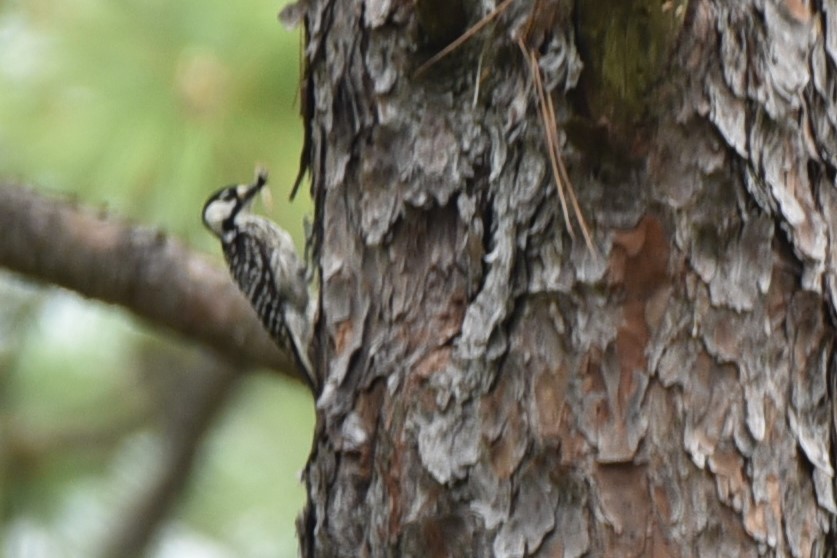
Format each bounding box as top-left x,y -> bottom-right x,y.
297,0 -> 837,555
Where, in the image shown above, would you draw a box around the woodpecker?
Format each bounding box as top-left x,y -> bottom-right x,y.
202,169 -> 316,392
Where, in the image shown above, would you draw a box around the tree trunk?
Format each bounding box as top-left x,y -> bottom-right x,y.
294,0 -> 837,555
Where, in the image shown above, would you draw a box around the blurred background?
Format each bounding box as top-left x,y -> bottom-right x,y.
0,0 -> 314,556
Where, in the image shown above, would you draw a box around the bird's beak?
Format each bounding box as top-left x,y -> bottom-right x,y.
239,169 -> 269,207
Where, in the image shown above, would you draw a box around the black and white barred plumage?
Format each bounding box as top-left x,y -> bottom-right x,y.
202,170 -> 316,392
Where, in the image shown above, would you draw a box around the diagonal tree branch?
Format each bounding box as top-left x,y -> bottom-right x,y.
100,355 -> 243,558
0,182 -> 301,380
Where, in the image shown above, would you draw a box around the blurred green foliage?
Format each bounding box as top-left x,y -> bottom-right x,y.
0,0 -> 314,555
0,0 -> 310,246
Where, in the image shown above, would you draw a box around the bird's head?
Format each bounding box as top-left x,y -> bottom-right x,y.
202,169 -> 268,238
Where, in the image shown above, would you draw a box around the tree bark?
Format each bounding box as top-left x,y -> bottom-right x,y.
297,0 -> 837,556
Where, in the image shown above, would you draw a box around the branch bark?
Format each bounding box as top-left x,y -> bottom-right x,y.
0,183 -> 299,380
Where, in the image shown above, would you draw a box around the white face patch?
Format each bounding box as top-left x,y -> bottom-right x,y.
203,197 -> 238,236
